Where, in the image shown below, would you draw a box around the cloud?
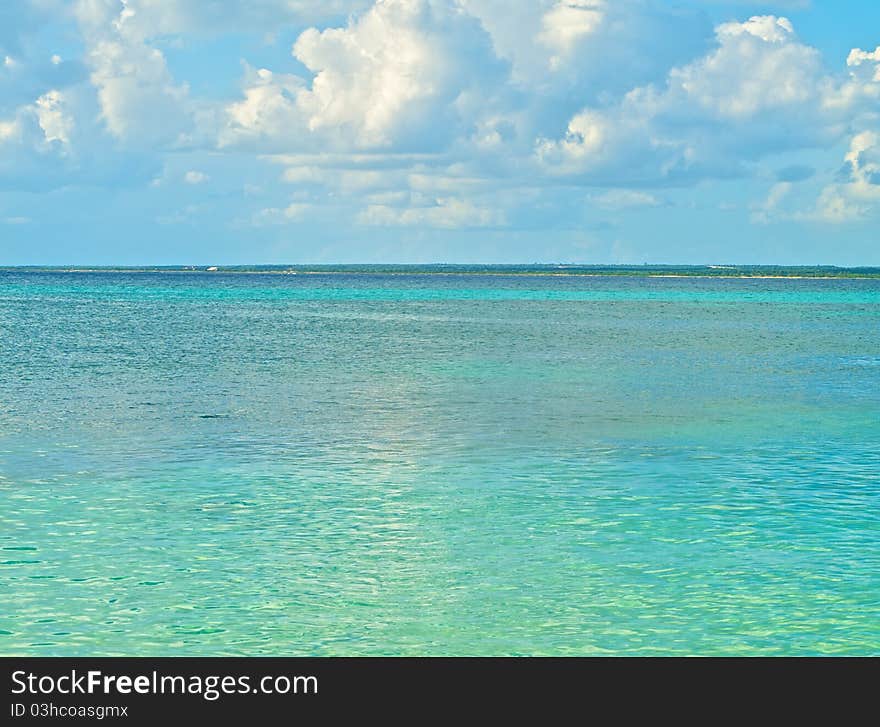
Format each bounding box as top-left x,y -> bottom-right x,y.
3,0 -> 880,261
74,0 -> 194,147
34,90 -> 74,146
1,4 -> 88,115
538,1 -> 606,63
220,67 -> 307,149
754,131 -> 880,224
0,89 -> 74,154
0,118 -> 18,142
673,16 -> 819,119
847,46 -> 880,79
463,0 -> 710,103
86,0 -> 371,37
222,0 -> 507,151
751,181 -> 792,224
253,202 -> 315,225
0,80 -> 160,190
184,169 -> 208,184
807,131 -> 880,222
357,196 -> 503,227
591,189 -> 661,209
537,16 -> 880,185
0,92 -> 75,186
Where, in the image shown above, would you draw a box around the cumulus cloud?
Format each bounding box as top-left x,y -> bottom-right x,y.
0,78 -> 160,190
463,0 -> 710,107
538,1 -> 606,64
33,90 -> 74,146
358,196 -> 503,228
752,131 -> 880,224
74,0 -> 194,146
809,131 -> 880,222
0,88 -> 82,187
538,16 -> 880,185
847,46 -> 880,80
3,0 -> 880,250
253,202 -> 315,225
222,0 -> 507,151
0,89 -> 74,151
220,67 -> 307,149
672,16 -> 821,119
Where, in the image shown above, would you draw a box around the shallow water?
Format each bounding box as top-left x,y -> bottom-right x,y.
1,270 -> 878,655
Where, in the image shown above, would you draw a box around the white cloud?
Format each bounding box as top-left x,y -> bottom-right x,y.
253,202 -> 315,225
280,165 -> 324,185
807,131 -> 880,223
88,40 -> 189,145
811,186 -> 865,223
87,0 -> 371,37
358,196 -> 503,227
184,169 -> 208,184
293,7 -> 432,147
0,90 -> 74,150
0,74 -> 164,191
222,0 -> 505,151
0,89 -> 84,189
750,181 -> 792,223
591,189 -> 660,209
717,15 -> 793,44
755,131 -> 880,224
846,46 -> 880,79
221,67 -> 307,148
0,119 -> 18,142
74,0 -> 194,146
3,0 -> 880,249
462,0 -> 710,104
538,1 -> 605,66
34,90 -> 73,146
537,16 -> 880,185
827,44 -> 880,112
671,16 -> 820,119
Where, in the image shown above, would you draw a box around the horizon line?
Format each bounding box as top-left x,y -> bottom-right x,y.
4,263 -> 880,269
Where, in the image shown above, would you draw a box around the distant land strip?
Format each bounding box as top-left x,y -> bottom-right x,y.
2,265 -> 880,278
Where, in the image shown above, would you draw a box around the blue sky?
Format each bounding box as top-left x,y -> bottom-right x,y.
1,0 -> 879,265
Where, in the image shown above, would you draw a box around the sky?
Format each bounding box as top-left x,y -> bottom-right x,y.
1,0 -> 879,265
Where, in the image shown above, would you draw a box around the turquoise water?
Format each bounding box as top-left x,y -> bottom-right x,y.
1,270 -> 878,655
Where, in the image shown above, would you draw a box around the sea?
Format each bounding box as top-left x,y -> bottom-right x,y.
1,266 -> 878,655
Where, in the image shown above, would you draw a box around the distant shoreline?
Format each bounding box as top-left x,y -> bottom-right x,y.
2,266 -> 880,279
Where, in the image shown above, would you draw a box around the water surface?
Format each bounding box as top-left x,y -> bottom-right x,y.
1,270 -> 878,654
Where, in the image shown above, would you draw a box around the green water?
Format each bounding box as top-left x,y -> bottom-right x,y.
1,270 -> 878,655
